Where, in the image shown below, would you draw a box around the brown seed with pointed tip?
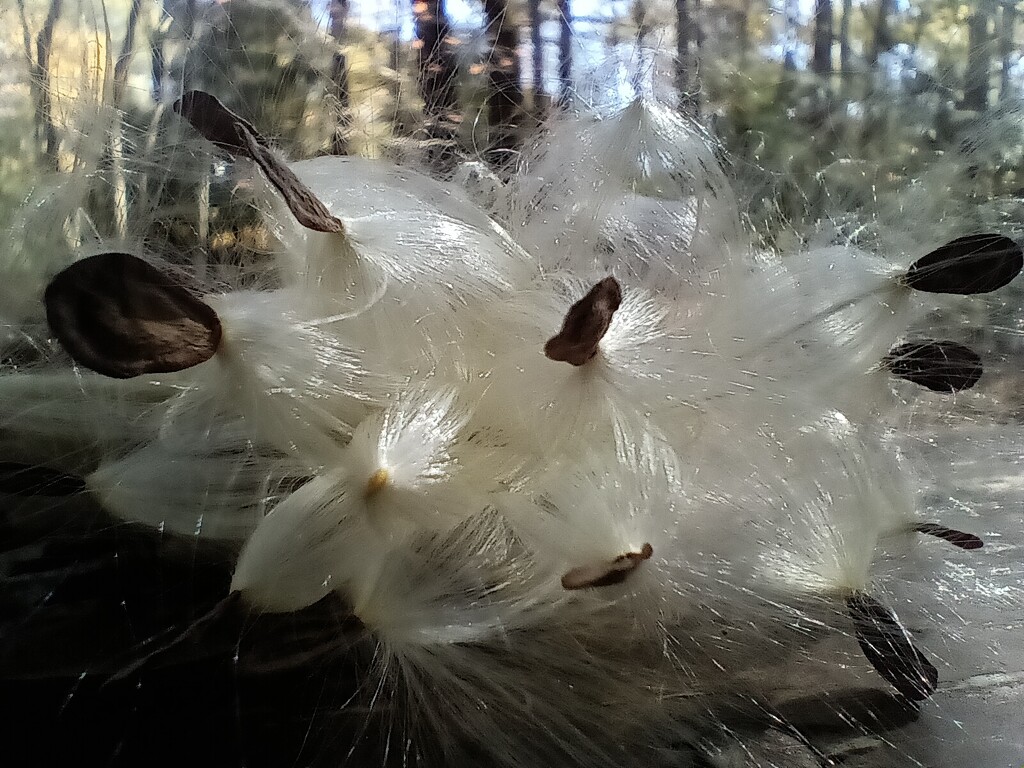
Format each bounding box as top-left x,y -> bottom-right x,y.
238,129 -> 344,234
914,522 -> 984,550
173,90 -> 265,155
45,252 -> 222,379
545,277 -> 622,366
561,542 -> 653,590
174,90 -> 343,234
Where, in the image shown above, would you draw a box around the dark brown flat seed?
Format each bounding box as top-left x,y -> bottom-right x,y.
240,130 -> 344,234
561,542 -> 653,590
904,234 -> 1023,294
174,90 -> 342,234
173,90 -> 265,156
0,462 -> 85,496
846,593 -> 938,702
883,340 -> 983,392
45,252 -> 222,379
545,277 -> 623,366
914,522 -> 984,550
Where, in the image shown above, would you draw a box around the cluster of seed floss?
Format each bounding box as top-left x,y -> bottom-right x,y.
2,90 -> 1018,768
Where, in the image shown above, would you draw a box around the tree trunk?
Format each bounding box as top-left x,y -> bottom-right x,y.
783,0 -> 799,70
36,0 -> 64,168
529,0 -> 543,103
1000,0 -> 1015,100
738,0 -> 752,66
181,0 -> 198,92
329,0 -> 351,155
557,0 -> 572,105
839,0 -> 852,72
483,0 -> 523,169
15,0 -> 33,69
412,0 -> 461,170
632,0 -> 652,94
676,0 -> 692,108
111,0 -> 145,241
15,0 -> 40,153
812,0 -> 834,74
329,52 -> 350,155
329,0 -> 349,39
693,0 -> 704,49
911,4 -> 930,52
113,0 -> 145,106
963,6 -> 991,110
869,0 -> 894,65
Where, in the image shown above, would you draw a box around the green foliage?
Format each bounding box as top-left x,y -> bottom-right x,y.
705,49 -> 1024,248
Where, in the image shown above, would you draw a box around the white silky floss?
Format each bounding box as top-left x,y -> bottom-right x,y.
5,92 -> 1013,768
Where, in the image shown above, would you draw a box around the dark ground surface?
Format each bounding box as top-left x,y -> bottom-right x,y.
1,418 -> 1021,768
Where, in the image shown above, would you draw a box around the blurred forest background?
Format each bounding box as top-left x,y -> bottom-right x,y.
3,0 -> 1024,402
5,0 -> 1024,228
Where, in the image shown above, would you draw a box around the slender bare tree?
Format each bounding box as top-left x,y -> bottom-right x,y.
1000,0 -> 1016,100
483,0 -> 524,168
839,0 -> 852,72
676,0 -> 693,108
20,0 -> 65,167
113,0 -> 145,106
329,0 -> 351,155
869,0 -> 894,65
737,0 -> 753,67
529,0 -> 543,105
812,0 -> 834,74
783,0 -> 799,70
963,0 -> 993,110
557,0 -> 572,104
412,0 -> 461,170
329,0 -> 349,38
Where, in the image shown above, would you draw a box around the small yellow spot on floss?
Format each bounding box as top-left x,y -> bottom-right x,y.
365,468 -> 390,498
